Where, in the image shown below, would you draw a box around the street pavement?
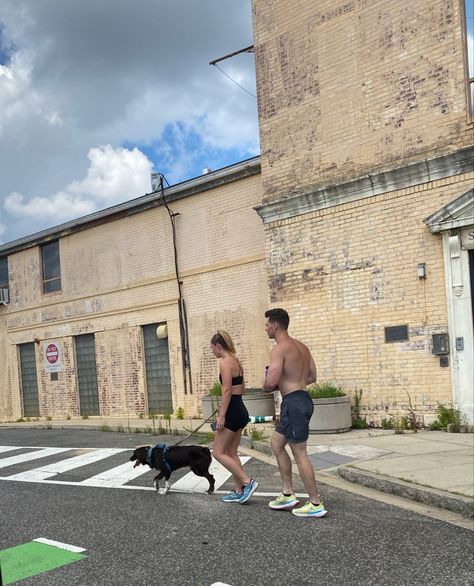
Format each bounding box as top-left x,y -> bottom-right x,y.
1,415 -> 472,518
0,428 -> 473,586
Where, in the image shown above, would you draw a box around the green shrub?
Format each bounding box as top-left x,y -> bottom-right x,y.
208,382 -> 222,396
249,427 -> 266,441
429,404 -> 462,431
307,382 -> 345,399
352,417 -> 369,429
175,407 -> 185,420
351,388 -> 368,428
381,417 -> 394,429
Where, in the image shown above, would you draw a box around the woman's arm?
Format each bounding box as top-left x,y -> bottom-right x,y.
216,358 -> 233,430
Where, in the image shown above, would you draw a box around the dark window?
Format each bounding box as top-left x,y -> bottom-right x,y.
41,241 -> 61,293
384,325 -> 409,343
0,257 -> 8,290
465,0 -> 474,114
0,257 -> 9,304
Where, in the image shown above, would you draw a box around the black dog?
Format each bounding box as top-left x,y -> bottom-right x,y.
130,444 -> 215,494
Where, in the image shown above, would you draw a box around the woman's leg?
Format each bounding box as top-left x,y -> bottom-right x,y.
213,427 -> 251,488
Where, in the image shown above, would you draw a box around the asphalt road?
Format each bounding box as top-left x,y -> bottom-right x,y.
0,429 -> 473,586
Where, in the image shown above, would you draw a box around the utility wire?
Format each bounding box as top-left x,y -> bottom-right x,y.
212,63 -> 257,98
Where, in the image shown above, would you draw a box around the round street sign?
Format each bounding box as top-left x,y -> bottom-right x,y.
45,343 -> 59,364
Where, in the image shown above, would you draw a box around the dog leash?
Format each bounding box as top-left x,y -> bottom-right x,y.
170,408 -> 219,447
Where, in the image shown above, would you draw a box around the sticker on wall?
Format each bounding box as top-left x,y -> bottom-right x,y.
43,341 -> 62,373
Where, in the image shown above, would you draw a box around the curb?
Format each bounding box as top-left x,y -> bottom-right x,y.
338,466 -> 474,518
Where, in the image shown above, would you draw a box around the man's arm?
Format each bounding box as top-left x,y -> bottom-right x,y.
306,354 -> 317,385
263,345 -> 284,391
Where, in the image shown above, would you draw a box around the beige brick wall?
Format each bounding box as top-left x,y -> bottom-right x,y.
0,173 -> 270,419
252,0 -> 473,202
264,172 -> 473,423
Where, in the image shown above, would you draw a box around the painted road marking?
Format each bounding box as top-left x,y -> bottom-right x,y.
80,460 -> 152,487
6,448 -> 128,481
33,538 -> 86,553
0,539 -> 86,585
170,456 -> 251,493
0,446 -> 24,455
0,447 -> 277,495
0,447 -> 71,469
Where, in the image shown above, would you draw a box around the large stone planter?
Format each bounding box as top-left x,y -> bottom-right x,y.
242,389 -> 275,418
201,389 -> 275,420
309,395 -> 352,434
201,395 -> 222,420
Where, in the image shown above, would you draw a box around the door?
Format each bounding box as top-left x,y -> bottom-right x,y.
18,343 -> 40,417
75,334 -> 99,416
142,323 -> 172,414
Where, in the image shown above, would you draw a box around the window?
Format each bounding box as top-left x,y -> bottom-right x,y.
466,0 -> 474,114
0,257 -> 9,303
41,241 -> 61,293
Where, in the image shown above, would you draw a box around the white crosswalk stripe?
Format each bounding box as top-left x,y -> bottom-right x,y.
0,447 -> 71,468
80,460 -> 152,487
7,448 -> 128,481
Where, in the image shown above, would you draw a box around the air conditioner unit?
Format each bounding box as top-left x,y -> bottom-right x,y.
0,288 -> 9,305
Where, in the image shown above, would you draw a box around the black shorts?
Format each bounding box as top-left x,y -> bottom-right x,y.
225,395 -> 249,432
275,390 -> 314,443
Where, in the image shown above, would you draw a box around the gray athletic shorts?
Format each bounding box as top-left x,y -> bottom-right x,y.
275,390 -> 314,443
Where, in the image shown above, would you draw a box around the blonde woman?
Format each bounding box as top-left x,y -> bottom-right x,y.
210,330 -> 258,504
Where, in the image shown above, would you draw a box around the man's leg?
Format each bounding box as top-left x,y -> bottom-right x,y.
288,442 -> 320,503
270,430 -> 293,494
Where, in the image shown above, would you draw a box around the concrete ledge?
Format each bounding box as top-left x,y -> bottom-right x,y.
338,466 -> 474,518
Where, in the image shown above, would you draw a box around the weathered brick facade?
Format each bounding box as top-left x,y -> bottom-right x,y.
1,0 -> 472,424
0,164 -> 271,419
252,0 -> 474,424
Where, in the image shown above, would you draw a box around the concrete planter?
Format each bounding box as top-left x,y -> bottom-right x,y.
242,390 -> 275,418
309,395 -> 352,434
201,390 -> 275,420
201,395 -> 222,420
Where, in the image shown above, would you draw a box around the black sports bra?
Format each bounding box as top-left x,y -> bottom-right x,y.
219,373 -> 243,386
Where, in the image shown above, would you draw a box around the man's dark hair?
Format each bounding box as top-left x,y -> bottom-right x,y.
265,308 -> 290,330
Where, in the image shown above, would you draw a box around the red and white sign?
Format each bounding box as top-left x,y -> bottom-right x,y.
43,341 -> 61,373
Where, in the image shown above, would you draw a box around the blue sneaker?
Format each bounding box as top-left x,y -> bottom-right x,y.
221,490 -> 242,503
238,479 -> 259,504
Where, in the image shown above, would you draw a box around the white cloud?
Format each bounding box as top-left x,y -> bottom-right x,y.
0,0 -> 258,244
4,145 -> 153,225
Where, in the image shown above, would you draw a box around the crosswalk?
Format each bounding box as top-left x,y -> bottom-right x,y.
0,445 -> 250,493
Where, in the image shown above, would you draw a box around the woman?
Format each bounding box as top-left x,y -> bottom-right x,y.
210,330 -> 258,504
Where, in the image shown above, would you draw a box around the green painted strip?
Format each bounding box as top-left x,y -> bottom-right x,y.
0,541 -> 85,584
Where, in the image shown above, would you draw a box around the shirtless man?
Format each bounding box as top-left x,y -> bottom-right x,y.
263,308 -> 327,518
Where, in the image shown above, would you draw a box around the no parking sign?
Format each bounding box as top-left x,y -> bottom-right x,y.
43,341 -> 61,373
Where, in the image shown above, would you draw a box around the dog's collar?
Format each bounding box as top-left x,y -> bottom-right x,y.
146,443 -> 171,472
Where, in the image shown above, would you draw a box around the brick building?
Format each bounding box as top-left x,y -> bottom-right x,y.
252,0 -> 473,424
0,159 -> 270,419
0,0 -> 473,424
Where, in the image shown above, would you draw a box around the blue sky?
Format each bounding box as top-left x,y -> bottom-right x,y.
0,1 -> 259,245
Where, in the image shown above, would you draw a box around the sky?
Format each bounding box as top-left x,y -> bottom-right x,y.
0,0 -> 259,246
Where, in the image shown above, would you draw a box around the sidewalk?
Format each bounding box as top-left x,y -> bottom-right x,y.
1,415 -> 473,517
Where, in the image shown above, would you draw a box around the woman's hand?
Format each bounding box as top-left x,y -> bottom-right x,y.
216,415 -> 225,430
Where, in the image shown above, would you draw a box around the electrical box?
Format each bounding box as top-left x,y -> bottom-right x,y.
432,333 -> 449,355
455,337 -> 464,351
